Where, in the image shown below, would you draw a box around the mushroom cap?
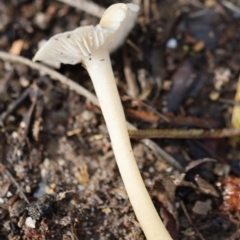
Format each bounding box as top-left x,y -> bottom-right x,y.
33,3 -> 139,65
99,3 -> 139,52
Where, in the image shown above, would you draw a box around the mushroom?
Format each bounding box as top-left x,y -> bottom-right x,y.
33,3 -> 172,240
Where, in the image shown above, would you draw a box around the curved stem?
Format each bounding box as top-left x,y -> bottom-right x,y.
85,52 -> 172,240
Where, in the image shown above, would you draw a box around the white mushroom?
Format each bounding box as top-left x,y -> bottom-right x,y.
33,3 -> 172,240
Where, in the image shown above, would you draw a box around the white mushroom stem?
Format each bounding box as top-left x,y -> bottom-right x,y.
84,51 -> 172,240
33,3 -> 173,239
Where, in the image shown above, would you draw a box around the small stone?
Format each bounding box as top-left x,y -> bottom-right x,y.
57,158 -> 65,166
11,131 -> 19,139
209,91 -> 220,101
78,185 -> 85,191
81,110 -> 94,121
20,121 -> 26,128
25,217 -> 36,228
166,38 -> 177,49
193,40 -> 205,52
162,80 -> 172,91
20,76 -> 30,88
6,191 -> 13,197
25,185 -> 31,193
102,207 -> 111,215
16,149 -> 22,157
34,12 -> 48,30
43,158 -> 50,168
45,187 -> 54,195
192,199 -> 212,215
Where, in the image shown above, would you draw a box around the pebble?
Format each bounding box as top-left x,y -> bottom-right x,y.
34,12 -> 48,30
193,40 -> 205,52
6,191 -> 13,197
11,131 -> 19,139
166,38 -> 178,49
20,76 -> 30,88
192,199 -> 212,215
209,91 -> 220,101
25,217 -> 36,228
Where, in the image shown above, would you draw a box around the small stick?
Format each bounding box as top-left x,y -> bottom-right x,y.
0,87 -> 31,124
21,97 -> 37,141
218,98 -> 240,106
56,0 -> 105,18
232,75 -> 240,128
0,68 -> 15,95
222,0 -> 240,14
128,128 -> 240,139
122,49 -> 139,98
180,201 -> 206,240
143,0 -> 150,24
4,167 -> 30,204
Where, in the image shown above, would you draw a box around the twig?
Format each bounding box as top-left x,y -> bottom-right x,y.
0,87 -> 31,124
4,167 -> 30,204
232,75 -> 240,128
180,201 -> 206,240
0,51 -> 182,171
128,128 -> 240,139
23,84 -> 41,140
185,158 -> 216,172
56,0 -> 105,18
214,1 -> 232,22
139,100 -> 169,122
143,0 -> 150,24
0,68 -> 15,95
222,0 -> 240,14
123,49 -> 139,98
218,98 -> 240,106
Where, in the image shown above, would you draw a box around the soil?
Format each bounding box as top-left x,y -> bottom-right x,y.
1,0 -> 240,239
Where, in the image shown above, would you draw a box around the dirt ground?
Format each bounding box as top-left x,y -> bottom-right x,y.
1,0 -> 240,239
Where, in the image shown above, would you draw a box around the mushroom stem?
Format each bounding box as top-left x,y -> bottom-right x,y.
85,52 -> 172,240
